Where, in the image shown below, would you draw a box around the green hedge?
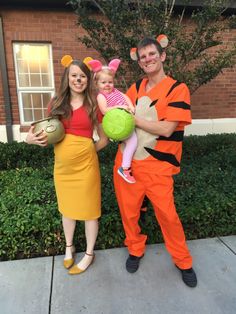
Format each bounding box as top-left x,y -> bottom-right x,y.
0,141 -> 53,170
0,134 -> 236,261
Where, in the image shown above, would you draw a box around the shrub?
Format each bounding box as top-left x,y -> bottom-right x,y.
0,167 -> 62,260
0,141 -> 53,170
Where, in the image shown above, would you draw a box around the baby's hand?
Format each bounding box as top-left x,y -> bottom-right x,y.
116,105 -> 129,111
127,107 -> 135,114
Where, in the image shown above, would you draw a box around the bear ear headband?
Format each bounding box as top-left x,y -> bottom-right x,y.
130,34 -> 169,61
61,55 -> 93,70
88,58 -> 121,74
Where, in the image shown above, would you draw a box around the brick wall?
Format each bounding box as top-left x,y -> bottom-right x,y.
0,8 -> 235,127
191,69 -> 236,119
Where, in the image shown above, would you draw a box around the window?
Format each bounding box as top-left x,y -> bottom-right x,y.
13,43 -> 55,124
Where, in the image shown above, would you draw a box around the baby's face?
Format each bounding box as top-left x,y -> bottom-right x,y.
96,72 -> 114,94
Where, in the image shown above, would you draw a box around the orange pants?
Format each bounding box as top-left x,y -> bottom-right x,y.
113,165 -> 193,269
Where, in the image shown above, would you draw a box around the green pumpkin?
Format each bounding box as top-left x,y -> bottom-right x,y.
102,108 -> 135,141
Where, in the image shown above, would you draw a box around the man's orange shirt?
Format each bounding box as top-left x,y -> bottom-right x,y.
115,76 -> 191,176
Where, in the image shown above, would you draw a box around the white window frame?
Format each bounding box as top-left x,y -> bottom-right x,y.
13,42 -> 55,125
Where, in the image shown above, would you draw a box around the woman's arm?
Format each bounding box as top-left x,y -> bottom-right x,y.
25,126 -> 48,147
94,123 -> 109,152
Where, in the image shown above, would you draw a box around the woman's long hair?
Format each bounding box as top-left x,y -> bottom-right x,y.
49,60 -> 97,127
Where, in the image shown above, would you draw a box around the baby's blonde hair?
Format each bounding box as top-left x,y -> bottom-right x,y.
94,67 -> 115,81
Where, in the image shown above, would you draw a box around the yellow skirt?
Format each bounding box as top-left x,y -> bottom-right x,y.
54,134 -> 101,220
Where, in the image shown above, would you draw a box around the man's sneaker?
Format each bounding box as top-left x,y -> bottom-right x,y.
118,167 -> 136,184
126,254 -> 144,273
176,265 -> 197,288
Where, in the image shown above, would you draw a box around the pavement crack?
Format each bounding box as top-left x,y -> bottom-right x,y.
48,256 -> 55,314
218,237 -> 236,255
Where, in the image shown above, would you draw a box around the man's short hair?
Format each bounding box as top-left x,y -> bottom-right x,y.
137,37 -> 163,59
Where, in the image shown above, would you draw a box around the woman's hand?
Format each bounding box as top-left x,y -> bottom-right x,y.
94,124 -> 109,152
25,126 -> 48,147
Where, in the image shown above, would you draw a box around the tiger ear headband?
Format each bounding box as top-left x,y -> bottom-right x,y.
130,34 -> 169,61
61,55 -> 94,69
87,58 -> 121,74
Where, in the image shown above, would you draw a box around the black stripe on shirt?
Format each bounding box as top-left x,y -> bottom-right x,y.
144,147 -> 180,167
158,131 -> 184,142
135,79 -> 143,93
166,81 -> 182,97
150,99 -> 158,107
168,101 -> 190,110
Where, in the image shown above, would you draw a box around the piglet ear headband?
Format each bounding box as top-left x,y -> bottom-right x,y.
88,58 -> 121,73
130,34 -> 169,61
61,55 -> 94,69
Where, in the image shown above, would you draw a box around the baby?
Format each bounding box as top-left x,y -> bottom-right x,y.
89,59 -> 137,184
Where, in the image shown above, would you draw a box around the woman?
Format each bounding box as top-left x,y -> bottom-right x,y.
26,58 -> 108,275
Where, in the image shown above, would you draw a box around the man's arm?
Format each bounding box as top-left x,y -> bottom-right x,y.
135,117 -> 178,138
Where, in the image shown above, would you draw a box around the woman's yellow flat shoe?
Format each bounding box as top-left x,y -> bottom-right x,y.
63,244 -> 75,269
68,253 -> 95,275
63,258 -> 75,269
68,264 -> 84,275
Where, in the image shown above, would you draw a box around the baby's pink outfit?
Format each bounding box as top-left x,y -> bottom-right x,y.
99,88 -> 137,169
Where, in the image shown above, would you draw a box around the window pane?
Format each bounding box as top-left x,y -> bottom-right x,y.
22,93 -> 32,109
32,93 -> 42,108
19,74 -> 30,87
17,60 -> 28,73
42,93 -> 51,108
41,74 -> 51,87
43,109 -> 48,118
23,109 -> 33,122
34,109 -> 43,121
29,61 -> 40,73
30,74 -> 41,87
41,62 -> 50,73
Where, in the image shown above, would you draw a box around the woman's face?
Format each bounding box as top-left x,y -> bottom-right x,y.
68,64 -> 88,94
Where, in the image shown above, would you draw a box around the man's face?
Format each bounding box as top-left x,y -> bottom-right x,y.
138,44 -> 166,75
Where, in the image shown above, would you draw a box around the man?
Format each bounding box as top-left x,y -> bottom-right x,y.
113,36 -> 197,288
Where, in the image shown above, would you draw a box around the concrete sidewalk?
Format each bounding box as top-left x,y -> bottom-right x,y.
0,236 -> 235,314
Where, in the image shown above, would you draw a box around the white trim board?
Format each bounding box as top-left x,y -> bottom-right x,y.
0,125 -> 26,143
0,118 -> 236,143
185,118 -> 236,136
